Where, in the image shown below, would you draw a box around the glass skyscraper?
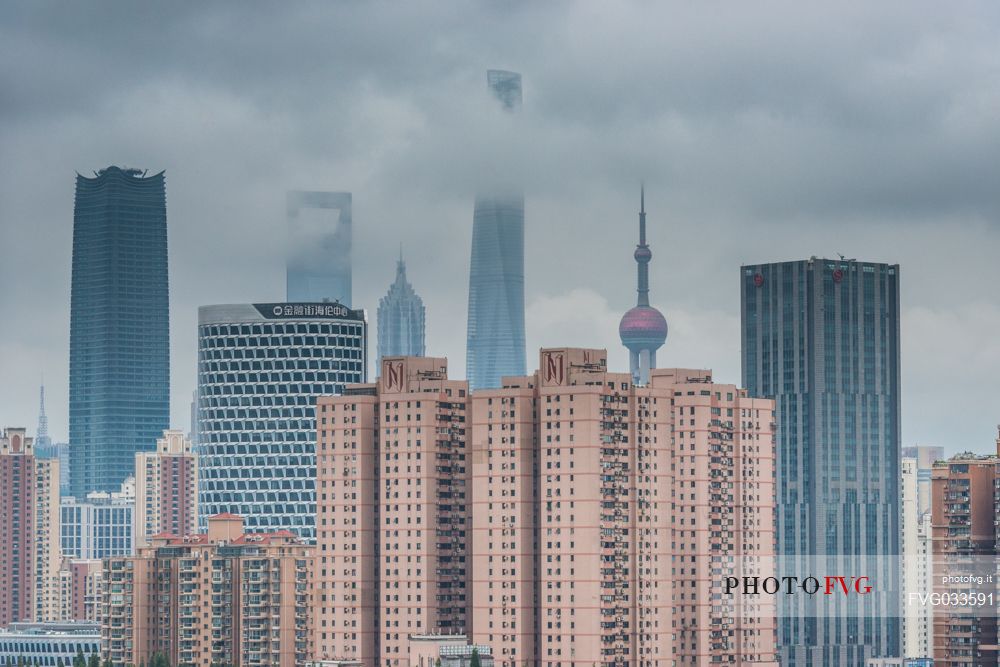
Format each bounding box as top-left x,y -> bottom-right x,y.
376,252 -> 425,366
69,166 -> 170,497
741,258 -> 901,666
286,190 -> 352,306
196,302 -> 367,541
466,69 -> 525,390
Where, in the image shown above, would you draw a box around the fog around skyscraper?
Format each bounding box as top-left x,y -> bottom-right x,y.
2,2 -> 1000,455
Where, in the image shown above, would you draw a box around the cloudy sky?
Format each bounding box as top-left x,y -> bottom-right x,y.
2,1 -> 999,455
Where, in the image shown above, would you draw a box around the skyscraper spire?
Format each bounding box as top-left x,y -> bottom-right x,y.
619,184 -> 668,385
37,382 -> 49,441
378,250 -> 426,366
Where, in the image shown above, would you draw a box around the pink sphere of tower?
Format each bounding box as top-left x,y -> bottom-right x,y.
619,305 -> 668,351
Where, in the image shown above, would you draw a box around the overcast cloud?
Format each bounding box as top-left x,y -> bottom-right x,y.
2,1 -> 999,455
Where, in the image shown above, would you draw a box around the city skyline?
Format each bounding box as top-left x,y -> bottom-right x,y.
3,2 -> 1000,456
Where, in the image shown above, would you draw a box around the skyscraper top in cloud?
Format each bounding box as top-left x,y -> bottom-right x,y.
466,70 -> 526,390
69,166 -> 170,497
286,190 -> 352,306
486,69 -> 522,110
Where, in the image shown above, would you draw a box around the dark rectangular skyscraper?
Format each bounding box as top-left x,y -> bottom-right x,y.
70,166 -> 169,496
466,69 -> 526,390
741,258 -> 901,666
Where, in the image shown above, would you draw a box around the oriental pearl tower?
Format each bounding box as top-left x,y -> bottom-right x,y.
619,185 -> 668,385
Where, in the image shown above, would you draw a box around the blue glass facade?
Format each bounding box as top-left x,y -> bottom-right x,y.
741,258 -> 901,666
376,256 -> 425,365
69,166 -> 169,497
466,70 -> 525,390
286,190 -> 352,306
196,303 -> 367,542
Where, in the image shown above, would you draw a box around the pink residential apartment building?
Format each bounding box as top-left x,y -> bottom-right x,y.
470,348 -> 777,666
314,356 -> 471,666
134,429 -> 198,549
315,350 -> 776,666
1,427 -> 61,626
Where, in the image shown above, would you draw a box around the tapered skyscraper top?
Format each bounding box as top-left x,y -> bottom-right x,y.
377,249 -> 426,365
619,185 -> 667,385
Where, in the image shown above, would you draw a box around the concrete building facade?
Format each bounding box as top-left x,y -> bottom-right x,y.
102,514 -> 311,667
313,357 -> 471,665
470,348 -> 777,667
135,429 -> 198,548
930,442 -> 999,666
60,476 -> 134,560
0,622 -> 100,666
1,428 -> 61,627
57,559 -> 103,623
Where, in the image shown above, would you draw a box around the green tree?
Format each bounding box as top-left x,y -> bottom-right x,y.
469,647 -> 481,667
87,655 -> 100,667
103,660 -> 113,667
73,651 -> 86,667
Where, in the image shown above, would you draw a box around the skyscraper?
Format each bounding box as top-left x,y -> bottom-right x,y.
466,69 -> 525,390
69,166 -> 169,497
314,356 -> 470,664
376,250 -> 425,365
470,348 -> 777,666
619,186 -> 668,385
741,258 -> 901,665
197,302 -> 367,541
286,190 -> 352,306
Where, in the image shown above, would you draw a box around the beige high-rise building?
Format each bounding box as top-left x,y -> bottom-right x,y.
469,348 -> 777,666
34,452 -> 62,623
56,558 -> 103,622
312,351 -> 776,666
134,429 -> 198,549
313,356 -> 471,665
930,437 -> 1000,667
102,514 -> 311,667
1,427 -> 62,626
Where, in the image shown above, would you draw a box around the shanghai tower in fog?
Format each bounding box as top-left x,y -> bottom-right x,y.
466,69 -> 526,390
69,166 -> 170,496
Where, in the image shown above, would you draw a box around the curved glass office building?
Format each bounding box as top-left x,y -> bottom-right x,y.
466,70 -> 526,390
196,303 -> 367,541
69,166 -> 169,497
